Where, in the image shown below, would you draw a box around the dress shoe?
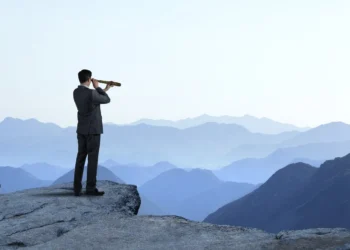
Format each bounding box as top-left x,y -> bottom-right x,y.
85,188 -> 105,196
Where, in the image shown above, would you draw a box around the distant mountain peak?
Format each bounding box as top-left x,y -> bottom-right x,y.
188,168 -> 222,182
0,116 -> 62,128
271,162 -> 316,177
319,152 -> 350,170
21,162 -> 59,167
197,114 -> 211,117
152,161 -> 176,168
262,162 -> 317,186
189,122 -> 248,131
127,114 -> 309,134
190,168 -> 216,174
102,159 -> 120,167
300,122 -> 350,134
281,121 -> 350,147
2,117 -> 39,123
242,114 -> 255,118
317,121 -> 348,129
2,117 -> 16,122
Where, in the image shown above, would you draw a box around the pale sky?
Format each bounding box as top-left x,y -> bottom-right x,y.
1,0 -> 350,128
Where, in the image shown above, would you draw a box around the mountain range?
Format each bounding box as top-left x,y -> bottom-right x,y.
52,166 -> 125,186
138,168 -> 255,221
214,139 -> 350,184
280,122 -> 350,146
0,117 -> 301,168
107,161 -> 177,186
20,162 -> 69,180
174,181 -> 256,221
205,153 -> 350,232
1,117 -> 350,183
128,114 -> 309,134
0,166 -> 52,193
0,161 -> 254,221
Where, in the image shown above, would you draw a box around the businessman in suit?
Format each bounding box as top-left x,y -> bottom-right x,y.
73,69 -> 113,196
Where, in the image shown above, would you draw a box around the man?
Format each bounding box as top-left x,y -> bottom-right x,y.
73,69 -> 113,196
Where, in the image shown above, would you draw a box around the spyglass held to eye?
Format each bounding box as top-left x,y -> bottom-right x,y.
92,78 -> 122,87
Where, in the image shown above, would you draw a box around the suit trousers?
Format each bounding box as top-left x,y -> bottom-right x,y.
74,133 -> 101,192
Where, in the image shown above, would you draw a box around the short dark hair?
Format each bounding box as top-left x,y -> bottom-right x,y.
78,69 -> 92,83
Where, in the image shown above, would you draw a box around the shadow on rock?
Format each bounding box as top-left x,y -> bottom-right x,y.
29,188 -> 76,197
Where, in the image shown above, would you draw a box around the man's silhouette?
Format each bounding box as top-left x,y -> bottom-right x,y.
73,69 -> 113,196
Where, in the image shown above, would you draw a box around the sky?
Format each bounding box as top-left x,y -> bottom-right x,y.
1,0 -> 350,128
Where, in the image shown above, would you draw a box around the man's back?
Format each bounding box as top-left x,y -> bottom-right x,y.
73,85 -> 110,135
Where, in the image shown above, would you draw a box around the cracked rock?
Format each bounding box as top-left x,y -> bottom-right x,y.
1,180 -> 350,250
0,181 -> 140,248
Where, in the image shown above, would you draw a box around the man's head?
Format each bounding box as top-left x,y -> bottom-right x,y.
78,69 -> 92,86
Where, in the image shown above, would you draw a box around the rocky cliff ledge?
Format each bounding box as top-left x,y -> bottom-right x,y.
1,181 -> 350,250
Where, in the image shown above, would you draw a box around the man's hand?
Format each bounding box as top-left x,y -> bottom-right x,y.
92,78 -> 99,89
103,82 -> 114,92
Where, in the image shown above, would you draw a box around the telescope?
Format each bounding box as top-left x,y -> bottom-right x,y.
94,79 -> 122,87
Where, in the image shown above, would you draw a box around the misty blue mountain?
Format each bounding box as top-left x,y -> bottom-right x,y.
0,117 -> 303,168
140,168 -> 221,213
281,122 -> 350,146
174,181 -> 256,221
0,166 -> 52,193
224,143 -> 283,162
1,117 -> 350,185
139,168 -> 255,221
224,123 -> 350,164
205,153 -> 350,232
52,166 -> 125,185
214,155 -> 321,184
138,194 -> 166,216
128,114 -> 309,134
0,117 -> 63,136
0,117 -> 77,168
101,121 -> 299,168
101,159 -> 144,168
20,162 -> 69,181
107,161 -> 177,186
289,158 -> 324,167
101,159 -> 121,167
215,141 -> 348,184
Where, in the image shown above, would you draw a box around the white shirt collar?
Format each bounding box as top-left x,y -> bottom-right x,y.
79,84 -> 89,89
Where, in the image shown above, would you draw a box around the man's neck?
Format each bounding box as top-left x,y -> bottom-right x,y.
80,82 -> 89,88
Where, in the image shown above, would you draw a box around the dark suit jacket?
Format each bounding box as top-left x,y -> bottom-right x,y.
73,85 -> 110,135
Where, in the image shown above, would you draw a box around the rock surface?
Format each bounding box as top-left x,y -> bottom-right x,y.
0,181 -> 140,249
1,181 -> 350,250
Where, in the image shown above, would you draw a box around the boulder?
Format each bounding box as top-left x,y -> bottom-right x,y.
0,181 -> 140,249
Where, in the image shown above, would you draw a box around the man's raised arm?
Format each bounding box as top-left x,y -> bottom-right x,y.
92,87 -> 110,104
92,78 -> 111,104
